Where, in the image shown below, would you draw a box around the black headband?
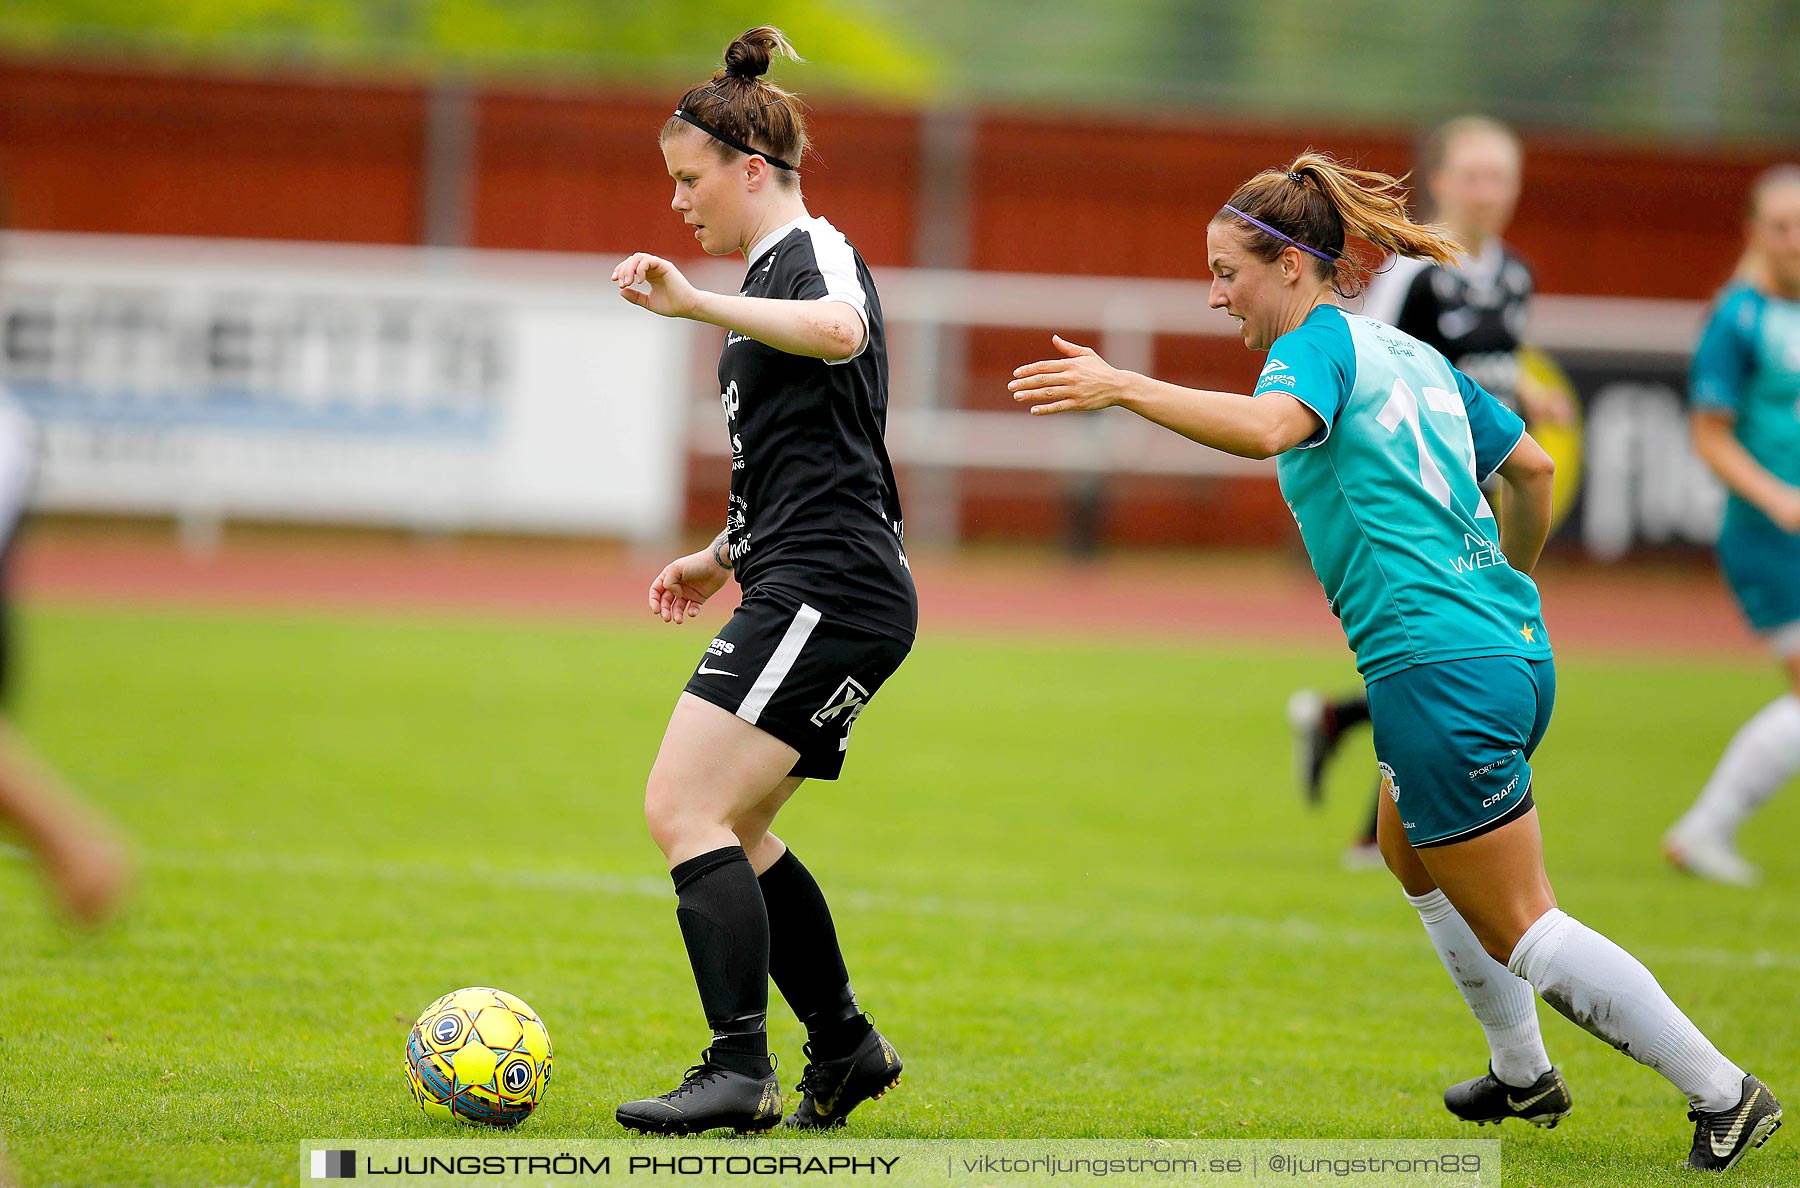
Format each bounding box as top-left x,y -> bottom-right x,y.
673,108 -> 795,171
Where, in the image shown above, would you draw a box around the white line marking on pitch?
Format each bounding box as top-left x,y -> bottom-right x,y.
4,843 -> 1796,972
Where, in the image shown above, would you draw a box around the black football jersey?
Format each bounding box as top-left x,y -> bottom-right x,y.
716,215 -> 916,641
1361,241 -> 1534,415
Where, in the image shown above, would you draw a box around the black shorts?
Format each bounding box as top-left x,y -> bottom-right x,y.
683,586 -> 911,781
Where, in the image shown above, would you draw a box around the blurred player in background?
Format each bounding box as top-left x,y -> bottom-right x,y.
1011,152 -> 1781,1172
0,195 -> 131,931
608,28 -> 914,1135
1286,116 -> 1573,868
1663,164 -> 1800,886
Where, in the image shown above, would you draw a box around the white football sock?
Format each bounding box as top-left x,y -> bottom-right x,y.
1407,889 -> 1551,1086
1508,909 -> 1744,1111
1674,694 -> 1800,842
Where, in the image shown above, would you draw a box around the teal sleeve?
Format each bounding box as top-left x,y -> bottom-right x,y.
1454,368 -> 1528,480
1690,288 -> 1759,414
1253,319 -> 1355,450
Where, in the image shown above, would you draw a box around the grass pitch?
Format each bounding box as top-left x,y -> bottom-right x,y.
0,604 -> 1794,1186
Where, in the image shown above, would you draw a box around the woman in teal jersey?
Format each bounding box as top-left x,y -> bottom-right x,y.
1664,165 -> 1800,887
1011,151 -> 1781,1173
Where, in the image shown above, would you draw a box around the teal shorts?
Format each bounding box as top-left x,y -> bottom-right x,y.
1366,655 -> 1556,848
1719,504 -> 1800,633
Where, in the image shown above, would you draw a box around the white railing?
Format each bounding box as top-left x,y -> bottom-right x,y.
1,233 -> 1712,553
684,260 -> 1705,488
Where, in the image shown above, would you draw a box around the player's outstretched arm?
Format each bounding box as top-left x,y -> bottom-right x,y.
611,252 -> 864,361
1494,432 -> 1555,575
1691,410 -> 1800,533
647,531 -> 733,625
1009,335 -> 1321,459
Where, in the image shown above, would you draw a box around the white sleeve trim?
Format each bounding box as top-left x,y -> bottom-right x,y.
805,219 -> 871,365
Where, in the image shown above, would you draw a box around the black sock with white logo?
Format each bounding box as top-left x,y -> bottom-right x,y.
671,846 -> 771,1078
759,848 -> 872,1059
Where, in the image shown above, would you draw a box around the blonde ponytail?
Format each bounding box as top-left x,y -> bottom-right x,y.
1288,153 -> 1460,267
1213,149 -> 1461,296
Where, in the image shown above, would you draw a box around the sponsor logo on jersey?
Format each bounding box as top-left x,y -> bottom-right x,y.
1450,534 -> 1507,575
706,638 -> 736,657
1258,358 -> 1296,388
720,379 -> 740,420
724,331 -> 752,348
725,495 -> 753,563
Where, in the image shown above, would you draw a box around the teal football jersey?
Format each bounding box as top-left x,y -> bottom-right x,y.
1254,304 -> 1551,681
1690,283 -> 1800,534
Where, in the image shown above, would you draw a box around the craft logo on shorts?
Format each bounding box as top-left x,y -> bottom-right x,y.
311,1149 -> 356,1179
1378,761 -> 1400,803
811,678 -> 870,731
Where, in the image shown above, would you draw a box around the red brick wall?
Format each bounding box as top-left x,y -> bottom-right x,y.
0,60 -> 423,242
471,88 -> 919,265
3,58 -> 1792,548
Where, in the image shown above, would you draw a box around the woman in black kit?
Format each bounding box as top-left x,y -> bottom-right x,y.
608,27 -> 913,1136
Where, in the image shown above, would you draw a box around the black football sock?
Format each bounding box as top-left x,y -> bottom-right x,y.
1329,693 -> 1371,732
671,846 -> 771,1077
758,848 -> 872,1058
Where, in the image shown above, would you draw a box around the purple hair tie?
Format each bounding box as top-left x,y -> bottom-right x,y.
1220,204 -> 1338,264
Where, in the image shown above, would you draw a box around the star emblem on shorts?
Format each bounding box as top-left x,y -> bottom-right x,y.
1519,623 -> 1537,642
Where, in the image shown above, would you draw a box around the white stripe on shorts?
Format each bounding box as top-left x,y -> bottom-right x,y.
737,603 -> 822,726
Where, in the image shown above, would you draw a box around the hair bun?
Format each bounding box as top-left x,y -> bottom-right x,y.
723,26 -> 800,80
